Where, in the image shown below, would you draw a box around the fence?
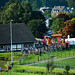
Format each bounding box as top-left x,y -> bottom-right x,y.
19,54 -> 51,65
48,44 -> 75,58
19,42 -> 75,69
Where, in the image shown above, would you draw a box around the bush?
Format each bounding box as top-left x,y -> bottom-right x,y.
46,56 -> 55,72
64,65 -> 70,74
46,61 -> 50,72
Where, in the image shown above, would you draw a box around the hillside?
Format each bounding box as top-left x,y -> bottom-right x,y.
0,0 -> 68,10
0,0 -> 9,7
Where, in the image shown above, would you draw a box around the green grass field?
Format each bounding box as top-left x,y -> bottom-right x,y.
0,70 -> 55,75
0,49 -> 75,75
5,65 -> 75,74
0,65 -> 75,75
12,65 -> 75,73
32,58 -> 75,69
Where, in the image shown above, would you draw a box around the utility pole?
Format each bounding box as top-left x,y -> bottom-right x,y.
10,20 -> 13,66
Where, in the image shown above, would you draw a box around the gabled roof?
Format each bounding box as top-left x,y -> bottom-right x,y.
0,23 -> 36,44
51,6 -> 65,14
52,6 -> 65,11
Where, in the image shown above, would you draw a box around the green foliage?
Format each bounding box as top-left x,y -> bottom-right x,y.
0,0 -> 45,24
31,11 -> 45,21
56,13 -> 70,21
64,65 -> 70,74
0,1 -> 33,24
31,0 -> 68,10
51,18 -> 64,33
71,10 -> 75,18
21,1 -> 32,13
1,0 -> 68,10
50,12 -> 74,36
67,0 -> 75,8
27,19 -> 48,38
46,56 -> 54,72
31,0 -> 42,10
3,0 -> 15,10
0,0 -> 47,38
0,70 -> 44,75
49,19 -> 53,28
43,10 -> 51,17
51,13 -> 57,19
46,61 -> 50,72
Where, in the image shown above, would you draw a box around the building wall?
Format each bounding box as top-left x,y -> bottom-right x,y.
0,42 -> 35,51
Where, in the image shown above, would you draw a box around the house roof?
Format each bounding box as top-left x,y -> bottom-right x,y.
51,6 -> 65,14
0,23 -> 36,45
53,6 -> 65,11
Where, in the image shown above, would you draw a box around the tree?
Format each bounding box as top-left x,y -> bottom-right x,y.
71,10 -> 75,18
1,0 -> 68,10
49,18 -> 53,28
1,2 -> 24,24
50,12 -> 75,37
21,1 -> 32,13
56,12 -> 70,21
31,11 -> 45,21
15,0 -> 20,3
46,56 -> 55,72
46,61 -> 50,72
9,0 -> 15,4
51,18 -> 64,33
67,0 -> 75,9
0,0 -> 48,37
69,18 -> 75,37
0,0 -> 46,24
32,0 -> 42,10
43,10 -> 51,18
0,1 -> 32,24
27,19 -> 48,38
59,19 -> 75,37
0,11 -> 2,24
62,23 -> 74,37
64,65 -> 70,74
3,0 -> 15,10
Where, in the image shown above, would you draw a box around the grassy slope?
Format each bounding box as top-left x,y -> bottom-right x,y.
0,69 -> 55,75
13,65 -> 75,73
0,50 -> 75,74
32,58 -> 75,69
0,65 -> 75,75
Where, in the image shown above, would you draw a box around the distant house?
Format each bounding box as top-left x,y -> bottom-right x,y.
40,6 -> 52,13
0,23 -> 36,51
51,6 -> 74,15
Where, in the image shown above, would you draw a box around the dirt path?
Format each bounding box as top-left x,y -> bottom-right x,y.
25,56 -> 75,66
